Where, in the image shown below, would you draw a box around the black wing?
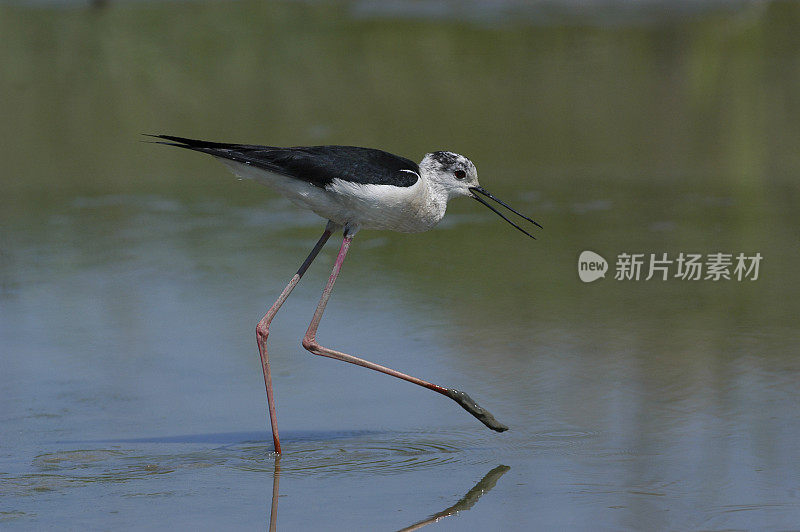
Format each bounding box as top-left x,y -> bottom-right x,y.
149,135 -> 420,188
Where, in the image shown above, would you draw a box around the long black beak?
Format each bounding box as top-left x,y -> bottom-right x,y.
469,186 -> 542,239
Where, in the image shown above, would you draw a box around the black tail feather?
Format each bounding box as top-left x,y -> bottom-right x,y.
143,134 -> 240,150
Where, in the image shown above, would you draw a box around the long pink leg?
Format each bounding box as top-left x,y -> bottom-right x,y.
301,231 -> 508,432
257,221 -> 338,454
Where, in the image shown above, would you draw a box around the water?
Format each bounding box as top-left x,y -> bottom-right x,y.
2,1 -> 800,529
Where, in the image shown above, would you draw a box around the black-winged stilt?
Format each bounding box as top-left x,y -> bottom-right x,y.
151,135 -> 541,453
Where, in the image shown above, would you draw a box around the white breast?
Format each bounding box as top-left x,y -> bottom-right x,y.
324,178 -> 447,232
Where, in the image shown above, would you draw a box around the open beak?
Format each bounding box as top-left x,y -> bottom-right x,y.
469,186 -> 542,239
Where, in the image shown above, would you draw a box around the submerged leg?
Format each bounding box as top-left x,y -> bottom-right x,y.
256,221 -> 338,454
301,230 -> 508,432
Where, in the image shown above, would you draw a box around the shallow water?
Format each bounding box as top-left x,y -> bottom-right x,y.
3,1 -> 800,530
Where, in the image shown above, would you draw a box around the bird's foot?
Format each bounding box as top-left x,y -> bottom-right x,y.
444,388 -> 509,432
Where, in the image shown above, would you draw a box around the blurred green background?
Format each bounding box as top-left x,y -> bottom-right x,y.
4,0 -> 799,323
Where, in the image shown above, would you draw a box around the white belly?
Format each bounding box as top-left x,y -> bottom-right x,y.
218,159 -> 446,233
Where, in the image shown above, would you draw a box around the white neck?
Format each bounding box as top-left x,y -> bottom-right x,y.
416,175 -> 450,230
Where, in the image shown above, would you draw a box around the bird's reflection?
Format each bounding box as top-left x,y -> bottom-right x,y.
267,460 -> 509,531
396,464 -> 510,531
268,455 -> 281,532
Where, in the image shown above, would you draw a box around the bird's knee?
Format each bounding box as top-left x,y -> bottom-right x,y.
256,321 -> 270,341
301,336 -> 319,353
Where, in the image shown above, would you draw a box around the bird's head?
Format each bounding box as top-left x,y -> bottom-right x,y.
419,151 -> 479,199
419,151 -> 542,239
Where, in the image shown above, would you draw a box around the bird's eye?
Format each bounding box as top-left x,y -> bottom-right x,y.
454,170 -> 466,179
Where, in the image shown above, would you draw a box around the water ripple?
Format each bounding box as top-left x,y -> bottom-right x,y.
2,428 -> 511,494
3,425 -> 605,495
229,432 -> 473,478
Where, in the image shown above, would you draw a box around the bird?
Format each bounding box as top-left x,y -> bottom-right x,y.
150,134 -> 542,454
